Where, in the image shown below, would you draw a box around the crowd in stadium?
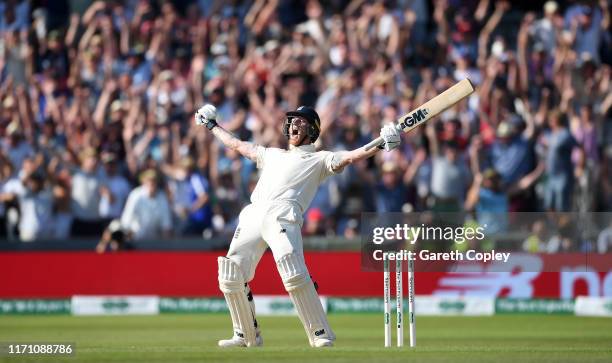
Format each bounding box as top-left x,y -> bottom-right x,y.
0,0 -> 610,248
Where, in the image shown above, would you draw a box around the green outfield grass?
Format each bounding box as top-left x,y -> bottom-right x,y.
0,314 -> 611,363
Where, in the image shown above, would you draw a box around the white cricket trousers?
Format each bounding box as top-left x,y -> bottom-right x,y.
226,201 -> 304,281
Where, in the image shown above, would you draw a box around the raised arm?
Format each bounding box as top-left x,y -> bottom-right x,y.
330,145 -> 380,172
211,126 -> 260,162
330,123 -> 401,172
600,0 -> 609,31
477,1 -> 508,68
195,104 -> 259,162
517,12 -> 534,94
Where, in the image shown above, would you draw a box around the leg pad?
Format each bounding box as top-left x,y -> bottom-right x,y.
218,257 -> 257,347
276,253 -> 335,346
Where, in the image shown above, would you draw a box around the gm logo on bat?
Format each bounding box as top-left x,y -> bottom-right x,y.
400,108 -> 429,130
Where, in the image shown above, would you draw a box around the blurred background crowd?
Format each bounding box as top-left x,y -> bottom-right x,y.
0,0 -> 610,250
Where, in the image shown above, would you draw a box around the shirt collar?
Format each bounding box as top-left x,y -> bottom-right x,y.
288,143 -> 316,152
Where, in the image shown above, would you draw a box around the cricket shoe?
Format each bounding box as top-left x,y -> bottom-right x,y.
312,338 -> 334,348
217,332 -> 263,348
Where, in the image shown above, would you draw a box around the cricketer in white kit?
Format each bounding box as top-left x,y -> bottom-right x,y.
195,104 -> 401,348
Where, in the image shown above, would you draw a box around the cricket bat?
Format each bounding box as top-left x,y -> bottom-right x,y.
364,78 -> 475,150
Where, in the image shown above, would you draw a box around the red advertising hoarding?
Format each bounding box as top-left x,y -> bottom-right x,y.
0,252 -> 610,298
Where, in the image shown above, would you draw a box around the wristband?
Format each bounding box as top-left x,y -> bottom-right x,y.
206,119 -> 218,130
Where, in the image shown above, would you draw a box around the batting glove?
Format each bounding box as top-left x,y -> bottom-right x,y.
195,104 -> 218,130
379,123 -> 401,151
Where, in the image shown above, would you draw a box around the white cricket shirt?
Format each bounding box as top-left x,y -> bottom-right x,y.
250,144 -> 341,213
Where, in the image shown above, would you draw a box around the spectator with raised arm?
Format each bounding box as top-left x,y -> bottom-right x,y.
542,110 -> 577,212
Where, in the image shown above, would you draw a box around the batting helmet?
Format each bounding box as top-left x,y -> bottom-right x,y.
283,106 -> 321,143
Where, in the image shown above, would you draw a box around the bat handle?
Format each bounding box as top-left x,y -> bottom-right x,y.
364,137 -> 384,151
